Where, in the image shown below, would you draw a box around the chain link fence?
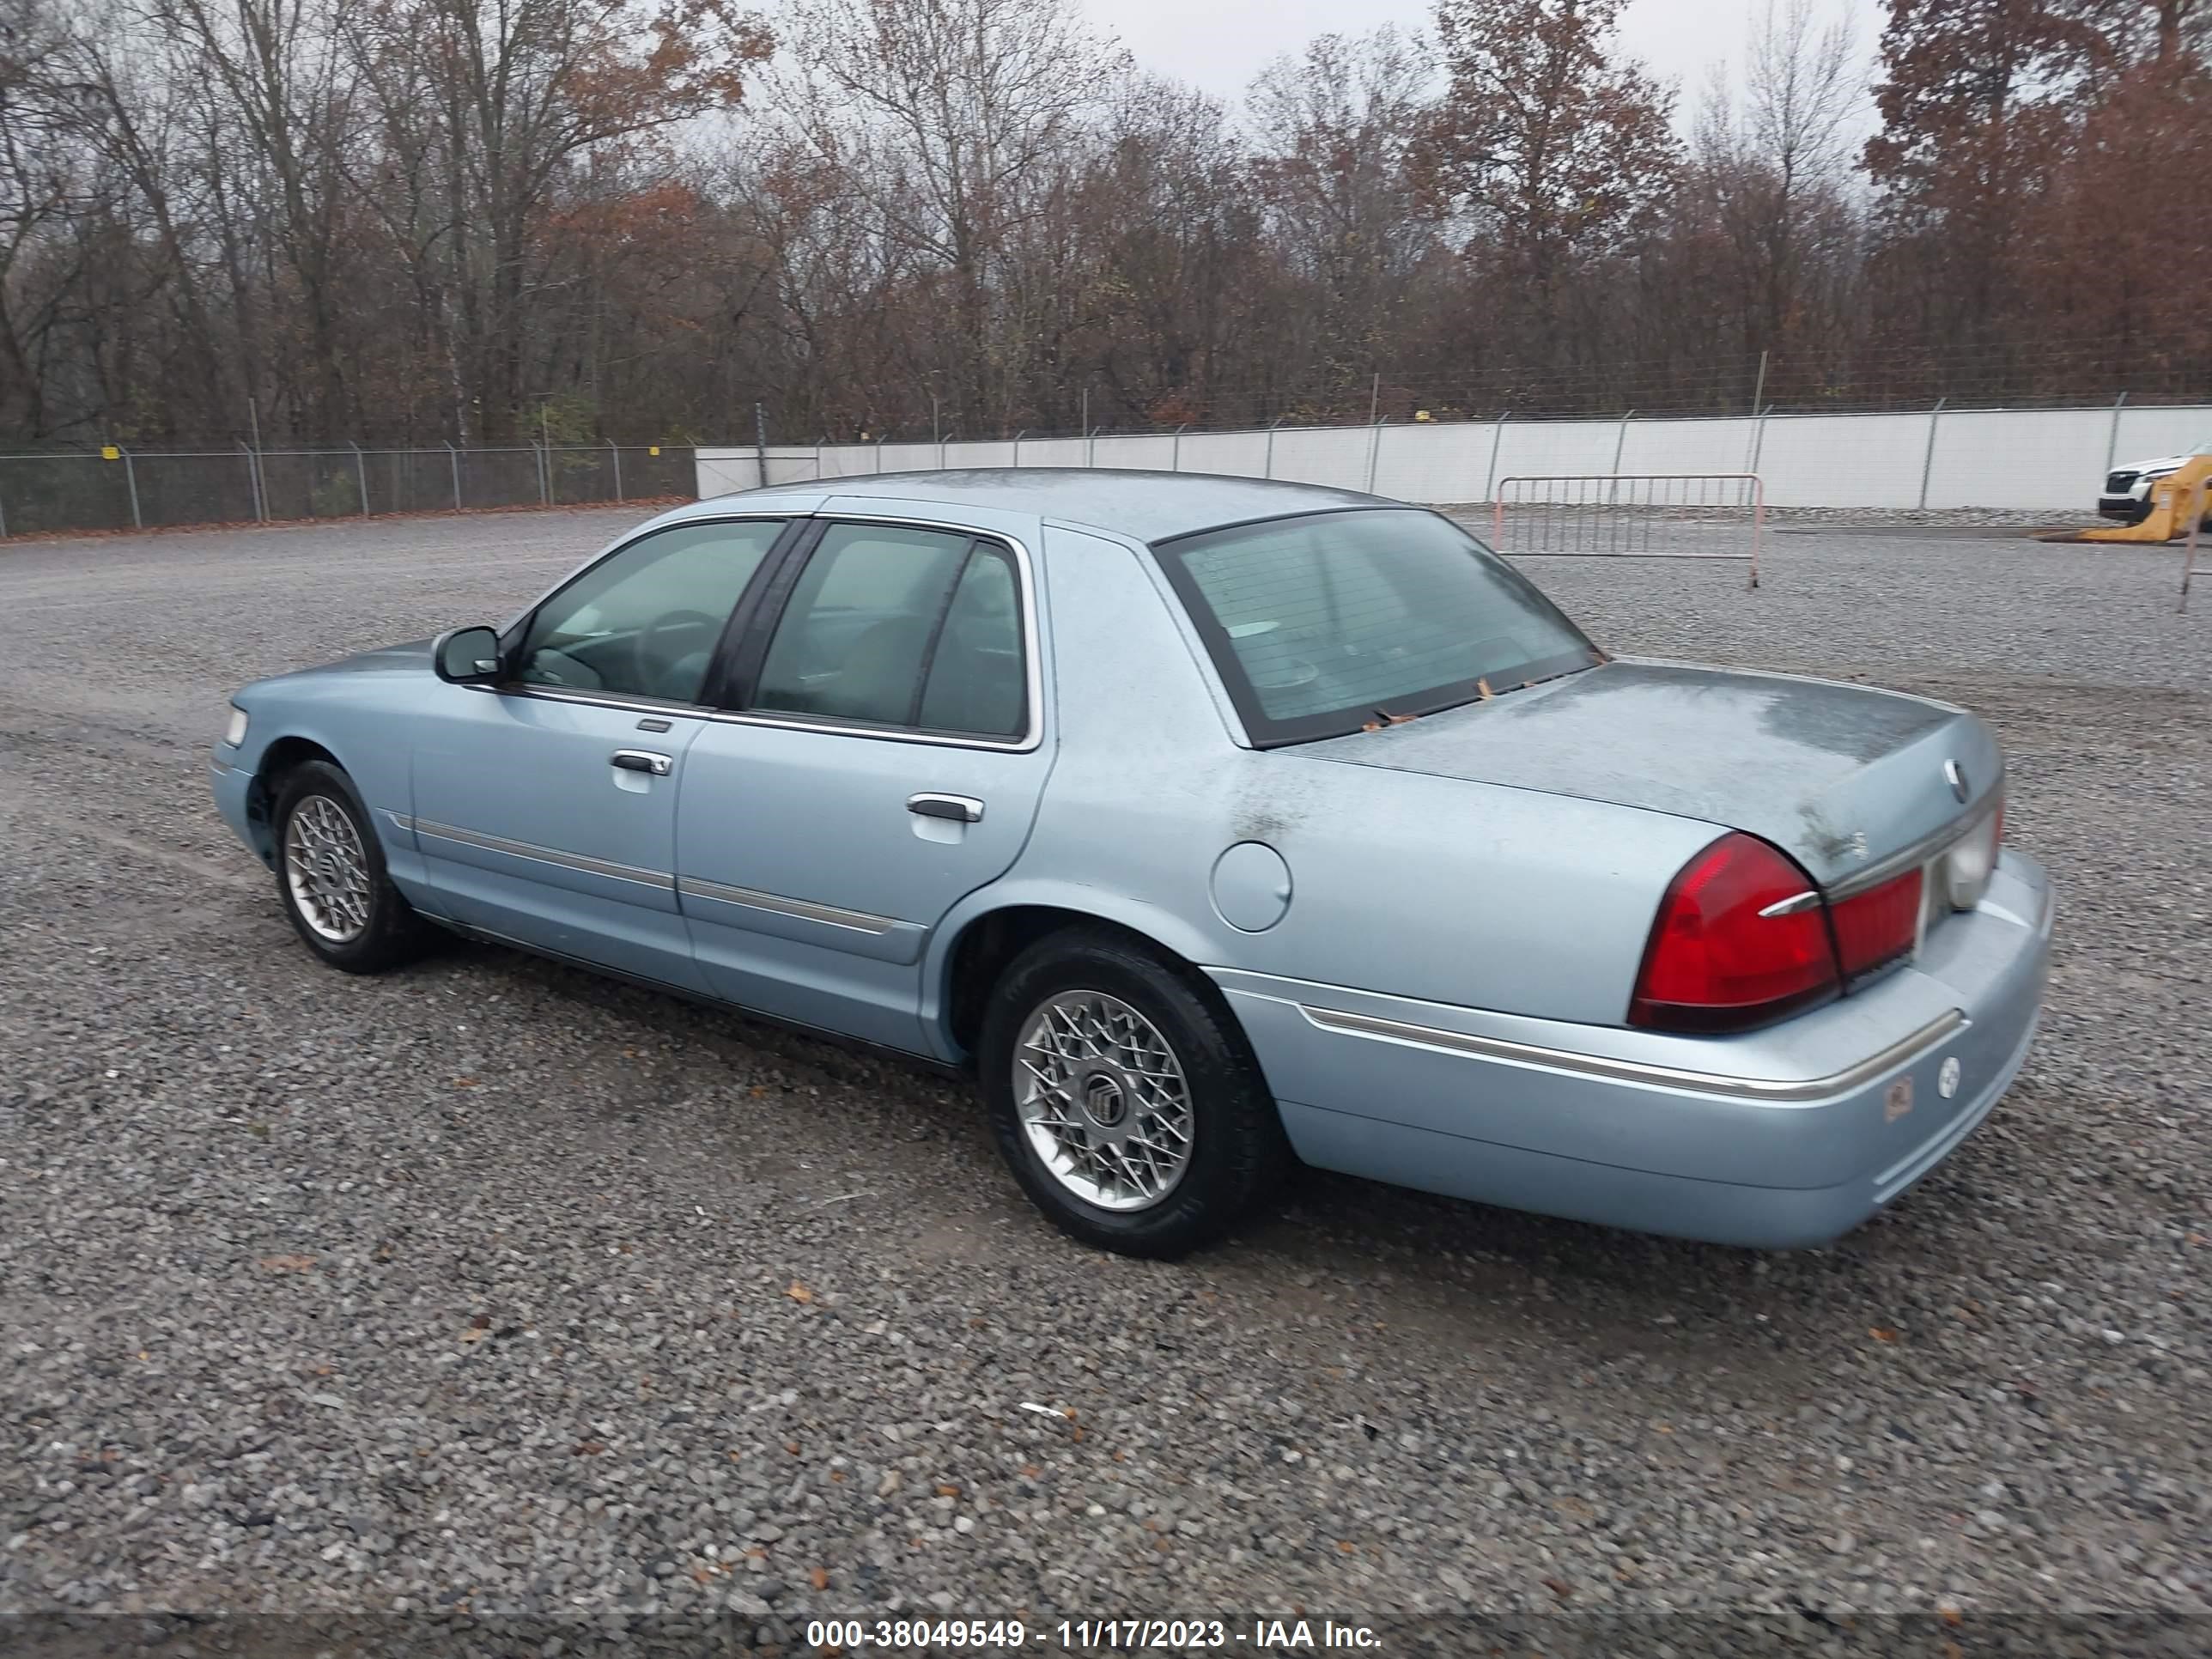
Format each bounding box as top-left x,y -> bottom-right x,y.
0,444 -> 696,539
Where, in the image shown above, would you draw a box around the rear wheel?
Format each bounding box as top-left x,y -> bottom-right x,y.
271,759 -> 435,974
979,927 -> 1291,1258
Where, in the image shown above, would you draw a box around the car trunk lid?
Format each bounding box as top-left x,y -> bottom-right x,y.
1299,658 -> 2001,890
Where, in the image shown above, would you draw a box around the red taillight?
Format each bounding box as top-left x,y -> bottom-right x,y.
1829,866 -> 1923,981
1629,833 -> 1839,1033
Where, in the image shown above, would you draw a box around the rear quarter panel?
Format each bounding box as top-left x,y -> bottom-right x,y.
925,524 -> 1721,1046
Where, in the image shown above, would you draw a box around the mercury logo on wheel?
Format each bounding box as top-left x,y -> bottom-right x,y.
1083,1073 -> 1128,1127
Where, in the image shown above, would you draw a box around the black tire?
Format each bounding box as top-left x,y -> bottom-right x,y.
979,927 -> 1291,1258
270,759 -> 435,974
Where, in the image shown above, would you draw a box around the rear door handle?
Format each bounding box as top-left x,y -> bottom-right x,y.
611,750 -> 672,776
908,793 -> 984,823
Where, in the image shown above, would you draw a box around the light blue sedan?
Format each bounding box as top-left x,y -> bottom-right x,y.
211,472 -> 2052,1257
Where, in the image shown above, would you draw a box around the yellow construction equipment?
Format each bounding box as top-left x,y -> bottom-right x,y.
2056,453 -> 2212,543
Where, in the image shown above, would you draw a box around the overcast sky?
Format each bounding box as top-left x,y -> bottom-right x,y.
1075,0 -> 1886,138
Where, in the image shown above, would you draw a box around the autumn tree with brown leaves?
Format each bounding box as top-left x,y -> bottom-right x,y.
1425,0 -> 1680,364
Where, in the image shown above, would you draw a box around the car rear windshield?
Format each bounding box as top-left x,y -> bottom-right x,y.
1152,507 -> 1600,747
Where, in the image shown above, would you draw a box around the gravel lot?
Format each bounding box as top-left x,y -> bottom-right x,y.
2,506 -> 2206,1656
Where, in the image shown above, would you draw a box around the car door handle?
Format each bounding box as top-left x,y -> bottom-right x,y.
611,750 -> 672,776
908,793 -> 984,823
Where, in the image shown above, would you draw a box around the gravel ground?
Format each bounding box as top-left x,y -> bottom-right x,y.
1,507 -> 2206,1657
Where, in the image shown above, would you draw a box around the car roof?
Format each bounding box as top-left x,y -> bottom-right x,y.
705,468 -> 1395,544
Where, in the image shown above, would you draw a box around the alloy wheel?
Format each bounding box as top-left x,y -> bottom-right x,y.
283,794 -> 371,943
1013,990 -> 1195,1211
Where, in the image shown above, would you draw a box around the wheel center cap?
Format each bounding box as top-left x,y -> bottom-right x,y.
1081,1072 -> 1128,1129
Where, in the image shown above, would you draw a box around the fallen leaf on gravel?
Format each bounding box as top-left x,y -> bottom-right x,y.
1542,1577 -> 1574,1601
470,1313 -> 490,1329
1869,1327 -> 1898,1342
785,1440 -> 800,1455
1939,1606 -> 1963,1626
1336,1540 -> 1356,1554
574,1441 -> 605,1456
810,1566 -> 830,1591
256,1255 -> 316,1273
786,1282 -> 814,1304
935,1484 -> 960,1498
459,1327 -> 484,1344
1020,1465 -> 1041,1479
453,1077 -> 477,1087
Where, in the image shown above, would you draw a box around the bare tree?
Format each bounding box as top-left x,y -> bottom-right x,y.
1692,0 -> 1861,362
760,0 -> 1130,432
1247,28 -> 1437,409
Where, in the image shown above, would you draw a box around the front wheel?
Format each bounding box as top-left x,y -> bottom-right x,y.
270,759 -> 435,974
979,928 -> 1291,1258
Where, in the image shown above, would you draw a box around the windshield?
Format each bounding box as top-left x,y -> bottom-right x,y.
1152,507 -> 1601,747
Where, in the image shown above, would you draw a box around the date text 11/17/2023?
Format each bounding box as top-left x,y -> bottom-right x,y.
801,1618 -> 1384,1650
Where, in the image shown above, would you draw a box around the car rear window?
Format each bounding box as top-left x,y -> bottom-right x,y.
1152,508 -> 1599,747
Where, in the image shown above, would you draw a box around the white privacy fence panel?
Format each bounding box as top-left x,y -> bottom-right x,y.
1618,418 -> 1758,477
2113,405 -> 2212,465
816,445 -> 882,479
1267,427 -> 1368,490
695,451 -> 763,495
878,442 -> 940,471
1924,409 -> 2108,510
1495,419 -> 1620,483
1091,433 -> 1176,470
1019,437 -> 1086,467
700,404 -> 2212,512
763,447 -> 822,485
1354,426 -> 1458,499
1186,429 -> 1271,478
1753,415 -> 1932,507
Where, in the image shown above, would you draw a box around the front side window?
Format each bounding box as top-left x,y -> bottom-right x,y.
1153,508 -> 1598,746
753,523 -> 1027,738
514,519 -> 784,702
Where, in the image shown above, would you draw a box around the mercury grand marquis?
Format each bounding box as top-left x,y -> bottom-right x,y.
211,471 -> 2053,1257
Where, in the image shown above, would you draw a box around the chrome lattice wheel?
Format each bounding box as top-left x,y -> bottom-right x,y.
283,794 -> 371,943
1014,990 -> 1195,1212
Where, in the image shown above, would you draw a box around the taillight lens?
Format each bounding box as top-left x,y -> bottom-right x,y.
1829,866 -> 1923,981
1629,833 -> 1839,1033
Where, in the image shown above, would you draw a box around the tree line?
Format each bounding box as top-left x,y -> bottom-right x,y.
1,0 -> 2206,451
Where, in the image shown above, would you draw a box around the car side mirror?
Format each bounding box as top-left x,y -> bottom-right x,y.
433,625 -> 504,685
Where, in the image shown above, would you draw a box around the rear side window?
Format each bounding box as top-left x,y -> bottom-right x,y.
751,523 -> 1027,739
1153,508 -> 1596,746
